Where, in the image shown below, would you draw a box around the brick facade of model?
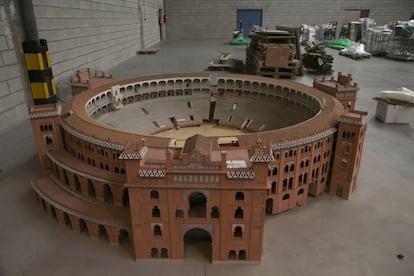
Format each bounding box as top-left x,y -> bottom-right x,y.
29,73 -> 367,263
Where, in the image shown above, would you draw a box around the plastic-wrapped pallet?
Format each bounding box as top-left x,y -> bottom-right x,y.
365,26 -> 392,56
374,87 -> 414,123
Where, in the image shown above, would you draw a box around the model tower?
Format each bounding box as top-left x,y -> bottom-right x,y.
330,111 -> 368,199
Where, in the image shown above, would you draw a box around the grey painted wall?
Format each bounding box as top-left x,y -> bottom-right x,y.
33,0 -> 163,95
0,1 -> 28,130
165,0 -> 414,39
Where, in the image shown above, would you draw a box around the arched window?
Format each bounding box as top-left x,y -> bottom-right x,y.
151,248 -> 159,258
175,208 -> 184,218
188,192 -> 207,218
103,184 -> 113,202
161,248 -> 168,258
114,166 -> 119,173
284,165 -> 289,173
150,190 -> 159,199
282,179 -> 288,192
288,177 -> 293,189
238,250 -> 247,260
45,136 -> 53,145
283,194 -> 290,200
235,192 -> 244,200
228,250 -> 237,260
300,160 -> 304,168
211,206 -> 220,218
272,167 -> 278,175
234,207 -> 243,219
73,174 -> 81,191
290,164 -> 294,171
234,226 -> 242,237
271,181 -> 277,194
304,173 -> 308,184
153,225 -> 161,236
152,206 -> 161,217
305,159 -> 309,167
298,189 -> 304,195
87,179 -> 95,197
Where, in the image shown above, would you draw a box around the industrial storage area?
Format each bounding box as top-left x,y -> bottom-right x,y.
0,1 -> 414,275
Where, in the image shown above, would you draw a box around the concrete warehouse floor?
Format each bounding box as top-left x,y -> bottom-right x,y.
0,39 -> 413,276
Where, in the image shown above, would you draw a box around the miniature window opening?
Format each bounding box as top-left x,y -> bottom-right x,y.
271,181 -> 277,194
290,164 -> 294,171
210,206 -> 220,218
122,189 -> 129,206
284,165 -> 289,173
55,164 -> 60,178
272,167 -> 278,175
288,177 -> 293,189
87,179 -> 95,197
234,226 -> 243,237
153,225 -> 162,236
235,192 -> 244,201
282,179 -> 288,192
151,248 -> 159,258
298,189 -> 304,195
175,208 -> 184,218
238,250 -> 246,260
152,206 -> 161,217
73,174 -> 81,192
103,184 -> 113,202
282,194 -> 290,200
45,136 -> 53,145
188,192 -> 207,218
150,190 -> 159,199
63,170 -> 69,186
234,207 -> 243,219
161,248 -> 168,258
228,250 -> 237,260
98,225 -> 109,241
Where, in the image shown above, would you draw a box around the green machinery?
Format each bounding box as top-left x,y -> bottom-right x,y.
230,21 -> 249,45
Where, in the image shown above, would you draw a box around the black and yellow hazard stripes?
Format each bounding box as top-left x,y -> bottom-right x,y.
22,39 -> 57,105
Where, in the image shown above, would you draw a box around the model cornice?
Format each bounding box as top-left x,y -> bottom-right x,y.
60,120 -> 124,151
270,128 -> 337,150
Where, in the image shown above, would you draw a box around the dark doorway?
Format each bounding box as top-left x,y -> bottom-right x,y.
183,228 -> 212,262
336,185 -> 343,197
236,9 -> 263,38
188,192 -> 207,218
265,198 -> 273,215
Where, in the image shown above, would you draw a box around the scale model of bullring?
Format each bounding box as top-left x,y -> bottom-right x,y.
29,72 -> 367,263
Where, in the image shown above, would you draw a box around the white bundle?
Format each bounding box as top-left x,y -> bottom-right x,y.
378,87 -> 414,104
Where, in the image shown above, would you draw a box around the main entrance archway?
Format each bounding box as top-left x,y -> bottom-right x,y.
183,228 -> 212,262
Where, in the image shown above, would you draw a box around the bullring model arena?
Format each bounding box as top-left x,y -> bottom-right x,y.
29,73 -> 367,262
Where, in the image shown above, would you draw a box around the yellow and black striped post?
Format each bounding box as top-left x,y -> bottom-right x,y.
22,39 -> 57,105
